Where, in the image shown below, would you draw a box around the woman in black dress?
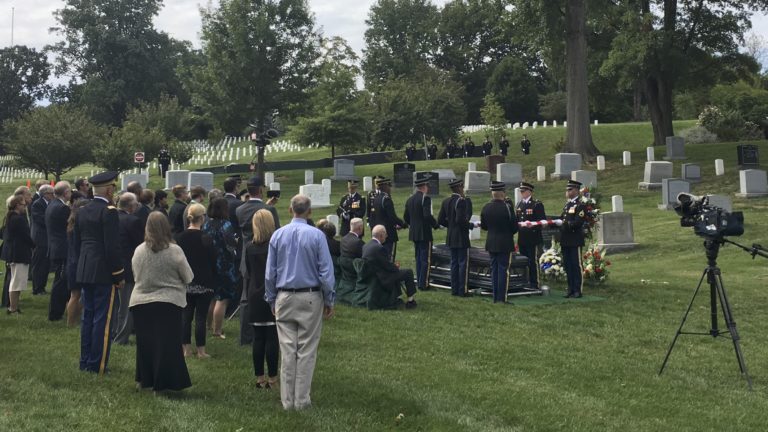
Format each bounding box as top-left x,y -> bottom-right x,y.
2,195 -> 35,314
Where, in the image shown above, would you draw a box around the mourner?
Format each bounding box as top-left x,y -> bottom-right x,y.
336,180 -> 366,237
30,184 -> 53,295
480,181 -> 518,304
370,177 -> 406,261
482,136 -> 493,156
362,225 -> 417,309
521,134 -> 532,155
515,182 -> 546,290
168,184 -> 189,235
340,218 -> 365,259
558,180 -> 587,298
437,179 -> 474,297
499,135 -> 510,156
404,178 -> 439,291
114,192 -> 144,345
46,181 -> 72,321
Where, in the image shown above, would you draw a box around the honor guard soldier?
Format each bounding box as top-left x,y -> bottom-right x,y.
515,182 -> 546,290
499,135 -> 510,156
405,144 -> 416,161
427,141 -> 438,160
367,176 -> 383,230
158,149 -> 171,178
437,179 -> 474,296
75,171 -> 124,374
558,180 -> 586,298
404,177 -> 439,290
520,134 -> 532,155
463,138 -> 475,158
481,136 -> 493,156
480,181 -> 518,303
370,177 -> 406,261
336,180 -> 366,236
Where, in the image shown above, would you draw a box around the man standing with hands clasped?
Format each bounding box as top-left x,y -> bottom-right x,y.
404,177 -> 439,291
480,181 -> 518,304
265,194 -> 335,410
558,180 -> 587,298
516,182 -> 546,291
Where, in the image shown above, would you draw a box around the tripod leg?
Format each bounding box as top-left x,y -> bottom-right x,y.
659,268 -> 708,376
715,272 -> 753,390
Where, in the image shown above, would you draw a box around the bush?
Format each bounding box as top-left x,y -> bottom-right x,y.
697,105 -> 760,142
679,126 -> 718,144
539,91 -> 567,121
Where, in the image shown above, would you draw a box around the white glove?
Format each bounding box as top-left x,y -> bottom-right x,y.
554,219 -> 564,227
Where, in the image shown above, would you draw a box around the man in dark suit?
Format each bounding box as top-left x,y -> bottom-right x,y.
516,182 -> 547,290
31,179 -> 47,204
136,189 -> 153,228
404,177 -> 439,290
558,180 -> 587,298
46,181 -> 72,321
75,171 -> 124,374
30,184 -> 54,295
437,179 -> 474,297
369,178 -> 406,261
113,192 -> 144,345
480,181 -> 518,304
224,176 -> 244,273
126,181 -> 149,225
362,225 -> 417,309
336,180 -> 366,237
340,218 -> 365,259
168,184 -> 189,235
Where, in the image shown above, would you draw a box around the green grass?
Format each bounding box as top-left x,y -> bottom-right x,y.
2,120 -> 768,431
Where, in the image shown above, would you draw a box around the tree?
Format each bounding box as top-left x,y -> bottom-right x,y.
485,56 -> 540,123
125,95 -> 197,160
188,0 -> 320,135
4,105 -> 105,180
93,122 -> 165,172
480,93 -> 507,140
0,46 -> 51,133
564,0 -> 598,158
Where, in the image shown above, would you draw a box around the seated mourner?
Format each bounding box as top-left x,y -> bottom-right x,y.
361,225 -> 417,309
340,218 -> 365,259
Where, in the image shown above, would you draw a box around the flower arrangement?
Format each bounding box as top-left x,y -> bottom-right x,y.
582,243 -> 611,283
539,242 -> 566,282
579,186 -> 601,239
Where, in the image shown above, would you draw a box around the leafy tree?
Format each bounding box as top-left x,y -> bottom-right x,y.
480,93 -> 507,140
0,46 -> 51,132
93,122 -> 165,172
4,105 -> 105,180
539,91 -> 567,120
126,95 -> 197,159
485,56 -> 540,123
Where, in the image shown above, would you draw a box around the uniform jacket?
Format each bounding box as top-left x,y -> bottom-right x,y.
366,190 -> 380,228
75,197 -> 124,285
559,198 -> 586,247
371,192 -> 405,242
438,194 -> 474,249
499,139 -> 510,155
480,199 -> 518,254
45,198 -> 71,261
482,141 -> 493,156
336,192 -> 366,236
516,198 -> 546,246
1,211 -> 35,264
404,190 -> 438,242
340,232 -> 364,258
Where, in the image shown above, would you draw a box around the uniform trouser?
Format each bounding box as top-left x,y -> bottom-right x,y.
413,241 -> 432,289
31,245 -> 49,294
518,244 -> 541,289
113,281 -> 135,345
80,283 -> 118,374
48,259 -> 70,321
562,246 -> 583,295
382,239 -> 397,262
450,248 -> 469,296
275,290 -> 324,410
489,252 -> 511,303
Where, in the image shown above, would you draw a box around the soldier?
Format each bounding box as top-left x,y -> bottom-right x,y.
437,179 -> 474,297
558,180 -> 587,298
521,134 -> 532,155
158,149 -> 171,178
336,180 -> 366,237
370,177 -> 406,261
366,176 -> 383,230
499,134 -> 510,156
480,181 -> 518,304
482,136 -> 493,156
75,171 -> 124,374
463,138 -> 475,158
404,177 -> 439,291
427,141 -> 438,160
405,144 -> 415,161
515,182 -> 546,290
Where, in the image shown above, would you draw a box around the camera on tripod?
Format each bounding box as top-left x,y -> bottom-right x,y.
673,193 -> 744,238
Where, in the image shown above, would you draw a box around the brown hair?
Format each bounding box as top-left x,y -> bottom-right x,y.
172,184 -> 187,199
251,209 -> 276,245
67,199 -> 90,233
144,212 -> 173,252
208,197 -> 229,220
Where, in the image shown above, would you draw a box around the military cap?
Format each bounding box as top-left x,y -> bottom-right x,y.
414,177 -> 430,187
89,171 -> 119,187
490,181 -> 506,191
247,176 -> 264,187
520,182 -> 534,191
375,177 -> 392,186
347,180 -> 359,187
566,179 -> 582,190
448,178 -> 464,188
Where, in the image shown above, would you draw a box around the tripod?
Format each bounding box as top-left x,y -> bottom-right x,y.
658,238 -> 753,390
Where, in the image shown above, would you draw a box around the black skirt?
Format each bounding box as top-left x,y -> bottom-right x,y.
131,302 -> 192,391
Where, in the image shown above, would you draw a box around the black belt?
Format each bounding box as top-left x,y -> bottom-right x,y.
278,287 -> 320,293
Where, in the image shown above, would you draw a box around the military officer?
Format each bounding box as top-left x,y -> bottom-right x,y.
463,138 -> 475,158
521,134 -> 532,155
336,180 -> 366,236
158,149 -> 171,178
370,177 -> 406,261
75,171 -> 124,374
499,135 -> 510,156
427,141 -> 438,160
404,177 -> 439,290
405,144 -> 416,161
480,181 -> 518,303
366,176 -> 383,230
437,179 -> 474,297
481,136 -> 493,156
558,180 -> 586,298
515,182 -> 546,290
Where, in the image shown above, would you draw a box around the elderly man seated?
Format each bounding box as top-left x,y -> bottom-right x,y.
340,218 -> 365,259
361,224 -> 417,309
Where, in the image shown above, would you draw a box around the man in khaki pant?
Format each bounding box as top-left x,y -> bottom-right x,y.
265,195 -> 335,410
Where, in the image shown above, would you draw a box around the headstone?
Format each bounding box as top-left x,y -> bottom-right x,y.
736,169 -> 768,198
623,151 -> 632,166
464,171 -> 492,194
571,170 -> 597,189
638,161 -> 673,190
165,170 -> 190,190
522,122 -> 529,129
715,159 -> 725,176
664,136 -> 686,160
304,170 -> 314,185
658,178 -> 690,210
269,182 -> 280,191
468,162 -> 477,172
363,176 -> 373,192
646,147 -> 655,162
188,172 -> 215,193
331,159 -> 356,180
596,155 -> 605,171
393,162 -> 416,187
536,166 -> 546,182
413,171 -> 439,196
597,212 -> 638,252
680,163 -> 701,184
563,121 -> 567,128
611,195 -> 623,213
264,172 -> 274,186
513,187 -> 522,204
553,120 -> 558,128
706,194 -> 732,212
737,144 -> 759,169
321,178 -> 332,196
550,153 -> 582,179
496,163 -> 522,185
431,169 -> 457,182
326,214 -> 340,235
299,184 -> 331,207
121,173 -> 149,191
486,155 -> 505,174
469,215 -> 481,241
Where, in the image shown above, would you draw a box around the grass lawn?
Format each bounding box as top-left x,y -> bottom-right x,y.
2,121 -> 768,431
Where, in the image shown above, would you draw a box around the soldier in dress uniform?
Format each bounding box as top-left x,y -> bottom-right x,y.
370,177 -> 406,261
404,177 -> 439,290
158,149 -> 171,178
437,179 -> 474,296
336,180 -> 366,237
405,144 -> 416,161
558,180 -> 586,298
520,134 -> 532,155
463,138 -> 475,158
366,176 -> 383,230
482,136 -> 493,156
499,134 -> 510,156
75,171 -> 124,374
480,181 -> 518,303
515,182 -> 546,290
427,141 -> 438,160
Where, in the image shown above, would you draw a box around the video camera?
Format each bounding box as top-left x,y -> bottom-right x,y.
674,193 -> 744,239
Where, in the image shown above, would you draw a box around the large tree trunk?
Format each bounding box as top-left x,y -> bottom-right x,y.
644,74 -> 675,146
565,0 -> 599,162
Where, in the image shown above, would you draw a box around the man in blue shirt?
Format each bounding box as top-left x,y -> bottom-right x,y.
265,194 -> 335,410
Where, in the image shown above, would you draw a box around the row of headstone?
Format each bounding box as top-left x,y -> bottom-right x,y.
163,170 -> 216,192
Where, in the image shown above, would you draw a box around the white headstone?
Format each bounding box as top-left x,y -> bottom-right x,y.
496,163 -> 522,185
522,122 -> 529,129
571,170 -> 597,188
646,147 -> 655,162
299,184 -> 331,207
715,159 -> 725,176
468,162 -> 477,172
611,195 -> 624,213
321,178 -> 332,196
331,159 -> 356,180
623,151 -> 632,166
638,161 -> 673,190
736,169 -> 768,198
326,214 -> 340,235
563,121 -> 567,128
513,187 -> 522,204
597,212 -> 637,252
596,155 -> 606,171
594,119 -> 599,126
658,178 -> 690,210
165,170 -> 190,190
536,166 -> 546,182
269,182 -> 280,191
551,153 -> 582,179
305,170 -> 314,185
121,173 -> 149,191
469,215 -> 481,241
543,121 -> 548,127
264,172 -> 275,186
464,171 -> 492,194
553,120 -> 558,128
188,172 -> 215,193
363,176 -> 373,192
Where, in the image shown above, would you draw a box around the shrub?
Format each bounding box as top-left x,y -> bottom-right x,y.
679,126 -> 718,144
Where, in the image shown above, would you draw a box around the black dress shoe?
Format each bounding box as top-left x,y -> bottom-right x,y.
405,300 -> 417,309
573,293 -> 583,298
563,293 -> 573,298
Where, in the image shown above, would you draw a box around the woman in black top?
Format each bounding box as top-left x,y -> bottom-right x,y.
2,195 -> 35,314
245,209 -> 278,389
176,203 -> 217,358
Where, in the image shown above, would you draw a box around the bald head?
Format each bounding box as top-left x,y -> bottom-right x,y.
372,224 -> 387,242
